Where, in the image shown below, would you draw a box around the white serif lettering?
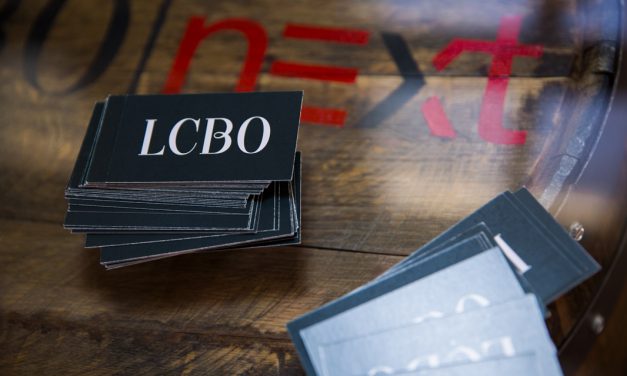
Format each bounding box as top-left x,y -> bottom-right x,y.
138,116 -> 271,156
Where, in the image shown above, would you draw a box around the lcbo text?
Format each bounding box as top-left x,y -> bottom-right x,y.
138,116 -> 271,156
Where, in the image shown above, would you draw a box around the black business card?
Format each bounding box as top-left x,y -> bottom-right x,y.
84,91 -> 303,186
381,191 -> 600,304
99,162 -> 299,267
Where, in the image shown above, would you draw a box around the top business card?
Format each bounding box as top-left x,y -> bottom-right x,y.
83,91 -> 303,186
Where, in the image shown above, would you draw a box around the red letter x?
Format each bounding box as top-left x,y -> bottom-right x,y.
432,15 -> 543,145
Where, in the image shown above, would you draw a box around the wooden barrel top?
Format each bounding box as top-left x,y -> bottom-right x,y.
1,0 -> 625,374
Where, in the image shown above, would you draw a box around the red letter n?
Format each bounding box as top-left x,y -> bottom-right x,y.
162,17 -> 267,93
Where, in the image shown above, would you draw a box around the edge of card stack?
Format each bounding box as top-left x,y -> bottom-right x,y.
287,189 -> 600,376
64,91 -> 303,268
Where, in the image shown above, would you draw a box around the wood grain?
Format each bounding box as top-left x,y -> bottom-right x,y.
0,74 -> 572,251
0,0 -> 625,374
142,0 -> 577,78
0,219 -> 401,375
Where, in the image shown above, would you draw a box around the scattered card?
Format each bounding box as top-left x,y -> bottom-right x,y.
300,247 -> 526,375
380,353 -> 561,376
288,189 -> 600,375
318,295 -> 558,376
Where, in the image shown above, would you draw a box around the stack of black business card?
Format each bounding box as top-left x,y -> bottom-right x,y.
288,189 -> 600,376
64,91 -> 303,269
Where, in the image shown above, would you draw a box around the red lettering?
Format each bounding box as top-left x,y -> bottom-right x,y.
275,24 -> 370,127
283,23 -> 369,45
301,107 -> 346,127
433,15 -> 543,145
162,17 -> 267,93
421,96 -> 456,138
270,61 -> 357,83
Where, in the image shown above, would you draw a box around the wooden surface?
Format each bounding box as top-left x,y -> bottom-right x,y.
0,0 -> 626,374
0,219 -> 400,374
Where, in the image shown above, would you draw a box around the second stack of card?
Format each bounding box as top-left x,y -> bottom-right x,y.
288,188 -> 601,376
64,91 -> 303,269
